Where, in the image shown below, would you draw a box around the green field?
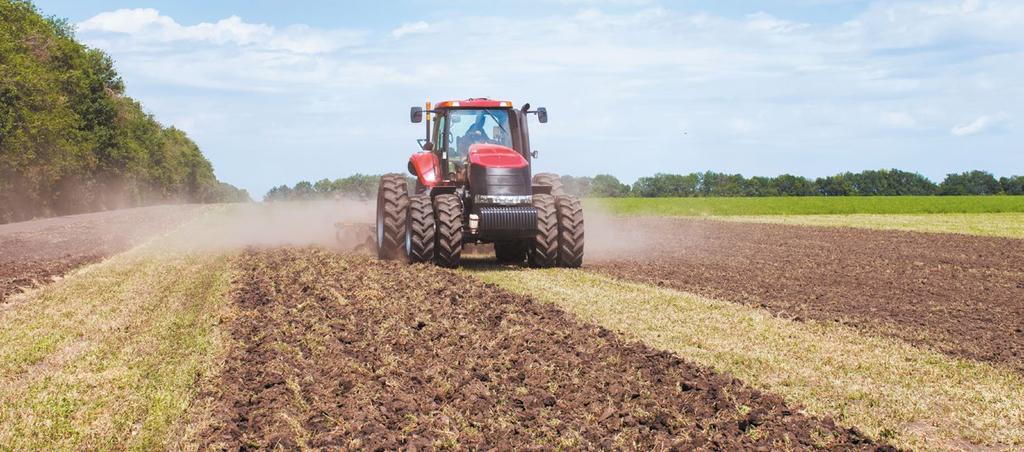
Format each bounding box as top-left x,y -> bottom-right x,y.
587,196 -> 1024,216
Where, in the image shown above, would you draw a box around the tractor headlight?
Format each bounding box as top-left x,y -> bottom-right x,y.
474,195 -> 533,205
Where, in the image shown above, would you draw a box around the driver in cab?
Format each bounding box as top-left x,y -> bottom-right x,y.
450,114 -> 491,182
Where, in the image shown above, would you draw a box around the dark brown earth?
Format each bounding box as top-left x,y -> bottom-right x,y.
193,248 -> 887,450
587,217 -> 1024,372
0,205 -> 200,301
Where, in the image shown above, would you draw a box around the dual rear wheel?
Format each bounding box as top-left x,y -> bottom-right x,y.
527,194 -> 583,268
377,174 -> 463,267
376,173 -> 583,268
405,192 -> 462,268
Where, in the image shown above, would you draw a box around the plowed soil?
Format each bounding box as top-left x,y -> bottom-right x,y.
192,248 -> 886,450
588,217 -> 1024,372
0,205 -> 199,301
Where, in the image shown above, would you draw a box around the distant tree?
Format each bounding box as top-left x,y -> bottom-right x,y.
333,174 -> 379,199
741,176 -> 779,196
815,174 -> 854,196
1000,176 -> 1024,195
939,171 -> 1002,195
264,174 -> 380,202
847,169 -> 936,196
632,173 -> 700,197
700,172 -> 745,197
772,174 -> 816,196
559,175 -> 593,198
589,174 -> 630,197
264,185 -> 294,202
292,181 -> 315,199
313,178 -> 335,196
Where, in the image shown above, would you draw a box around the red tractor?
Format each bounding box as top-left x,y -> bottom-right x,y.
375,98 -> 583,268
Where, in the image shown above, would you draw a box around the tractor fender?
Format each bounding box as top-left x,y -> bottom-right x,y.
408,152 -> 441,187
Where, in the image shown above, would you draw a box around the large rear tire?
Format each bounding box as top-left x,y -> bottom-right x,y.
529,194 -> 558,268
494,241 -> 528,264
376,174 -> 409,260
433,194 -> 463,268
406,194 -> 435,263
532,172 -> 565,196
555,195 -> 584,268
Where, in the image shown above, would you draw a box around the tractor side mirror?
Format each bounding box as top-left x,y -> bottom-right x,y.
410,106 -> 423,123
531,150 -> 539,159
537,107 -> 548,123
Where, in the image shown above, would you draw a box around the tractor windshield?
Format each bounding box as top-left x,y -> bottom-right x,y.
443,109 -> 512,180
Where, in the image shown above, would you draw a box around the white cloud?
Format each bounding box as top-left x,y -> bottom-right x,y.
951,115 -> 992,136
78,8 -> 361,54
74,2 -> 1024,195
391,21 -> 430,39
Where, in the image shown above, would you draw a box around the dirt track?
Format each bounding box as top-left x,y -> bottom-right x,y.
0,205 -> 200,302
192,248 -> 883,450
588,217 -> 1024,372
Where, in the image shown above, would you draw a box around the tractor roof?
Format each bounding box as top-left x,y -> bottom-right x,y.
434,98 -> 513,109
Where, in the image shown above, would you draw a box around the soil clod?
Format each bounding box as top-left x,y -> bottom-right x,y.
193,248 -> 889,449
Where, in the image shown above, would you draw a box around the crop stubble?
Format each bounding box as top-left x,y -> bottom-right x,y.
588,217 -> 1024,372
191,248 -> 886,449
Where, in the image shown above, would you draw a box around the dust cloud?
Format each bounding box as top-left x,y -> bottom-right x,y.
158,199 -> 701,264
583,204 -> 666,260
161,201 -> 375,253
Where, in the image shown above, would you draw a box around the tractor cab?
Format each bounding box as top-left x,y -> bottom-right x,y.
408,99 -> 545,190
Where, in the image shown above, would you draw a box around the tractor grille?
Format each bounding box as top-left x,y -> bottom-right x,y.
478,206 -> 537,234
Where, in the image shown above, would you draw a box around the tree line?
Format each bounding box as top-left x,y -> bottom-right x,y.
565,169 -> 1023,198
267,169 -> 1023,201
264,174 -> 381,201
0,0 -> 249,224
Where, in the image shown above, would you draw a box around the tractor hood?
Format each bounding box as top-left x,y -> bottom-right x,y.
468,144 -> 528,169
468,143 -> 531,197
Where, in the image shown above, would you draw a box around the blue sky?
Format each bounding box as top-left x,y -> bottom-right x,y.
35,0 -> 1024,197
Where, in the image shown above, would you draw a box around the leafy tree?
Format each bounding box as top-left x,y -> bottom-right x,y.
772,174 -> 816,196
847,169 -> 936,196
939,171 -> 1002,195
0,0 -> 247,223
700,172 -> 745,196
589,174 -> 630,197
815,174 -> 854,196
1000,176 -> 1024,195
632,173 -> 700,197
741,176 -> 780,196
264,175 -> 380,201
560,175 -> 593,198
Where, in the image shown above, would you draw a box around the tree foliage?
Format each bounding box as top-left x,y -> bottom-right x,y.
265,174 -> 380,201
619,169 -> 1018,198
270,169 -> 1021,201
1001,176 -> 1024,195
0,0 -> 247,223
939,171 -> 1002,195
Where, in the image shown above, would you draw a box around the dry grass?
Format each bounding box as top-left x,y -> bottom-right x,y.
0,248 -> 232,450
472,267 -> 1024,451
721,213 -> 1024,239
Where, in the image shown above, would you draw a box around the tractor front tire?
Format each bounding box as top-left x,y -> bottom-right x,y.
494,241 -> 528,264
376,174 -> 409,260
532,172 -> 565,196
433,194 -> 464,268
555,195 -> 584,268
529,194 -> 558,268
407,194 -> 435,263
